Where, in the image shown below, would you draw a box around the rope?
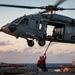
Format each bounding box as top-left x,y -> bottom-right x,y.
44,41 -> 52,54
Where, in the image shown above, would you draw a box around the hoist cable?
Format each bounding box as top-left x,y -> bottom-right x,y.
44,41 -> 52,54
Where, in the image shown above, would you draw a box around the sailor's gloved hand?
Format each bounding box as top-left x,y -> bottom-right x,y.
44,53 -> 46,55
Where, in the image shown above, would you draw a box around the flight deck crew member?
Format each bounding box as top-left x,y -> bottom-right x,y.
41,53 -> 47,71
37,53 -> 47,72
37,56 -> 43,70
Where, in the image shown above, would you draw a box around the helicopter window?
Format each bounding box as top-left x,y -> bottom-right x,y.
36,21 -> 38,24
20,18 -> 29,25
11,17 -> 22,24
35,21 -> 39,29
39,24 -> 42,29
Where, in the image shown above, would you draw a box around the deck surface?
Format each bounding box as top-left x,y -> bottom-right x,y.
0,66 -> 75,75
24,72 -> 75,75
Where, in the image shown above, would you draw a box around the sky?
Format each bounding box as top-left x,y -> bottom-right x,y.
0,0 -> 75,63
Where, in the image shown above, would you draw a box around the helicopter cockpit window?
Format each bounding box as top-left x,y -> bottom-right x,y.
11,17 -> 22,24
20,18 -> 29,25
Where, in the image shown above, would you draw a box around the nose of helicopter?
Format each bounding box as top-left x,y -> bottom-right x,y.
1,24 -> 17,33
1,24 -> 9,33
1,24 -> 17,37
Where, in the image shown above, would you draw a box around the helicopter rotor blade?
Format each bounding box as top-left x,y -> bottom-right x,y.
0,0 -> 75,13
54,0 -> 67,7
58,8 -> 75,10
42,0 -> 67,12
0,4 -> 44,9
0,4 -> 58,11
39,10 -> 49,13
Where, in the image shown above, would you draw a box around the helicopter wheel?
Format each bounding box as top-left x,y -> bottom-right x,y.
27,40 -> 34,47
38,39 -> 46,46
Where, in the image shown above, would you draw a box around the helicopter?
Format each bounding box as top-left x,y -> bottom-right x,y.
0,0 -> 75,47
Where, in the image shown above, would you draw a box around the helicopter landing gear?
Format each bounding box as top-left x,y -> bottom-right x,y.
38,39 -> 46,46
27,40 -> 34,47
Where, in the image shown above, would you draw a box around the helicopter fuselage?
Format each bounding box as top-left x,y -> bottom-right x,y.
1,13 -> 75,47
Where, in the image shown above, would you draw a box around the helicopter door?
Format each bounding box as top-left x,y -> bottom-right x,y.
40,21 -> 47,36
41,21 -> 47,31
28,19 -> 41,35
29,19 -> 40,29
64,25 -> 73,41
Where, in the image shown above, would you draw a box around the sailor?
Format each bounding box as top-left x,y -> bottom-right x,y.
37,56 -> 43,71
37,53 -> 47,72
41,53 -> 47,71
